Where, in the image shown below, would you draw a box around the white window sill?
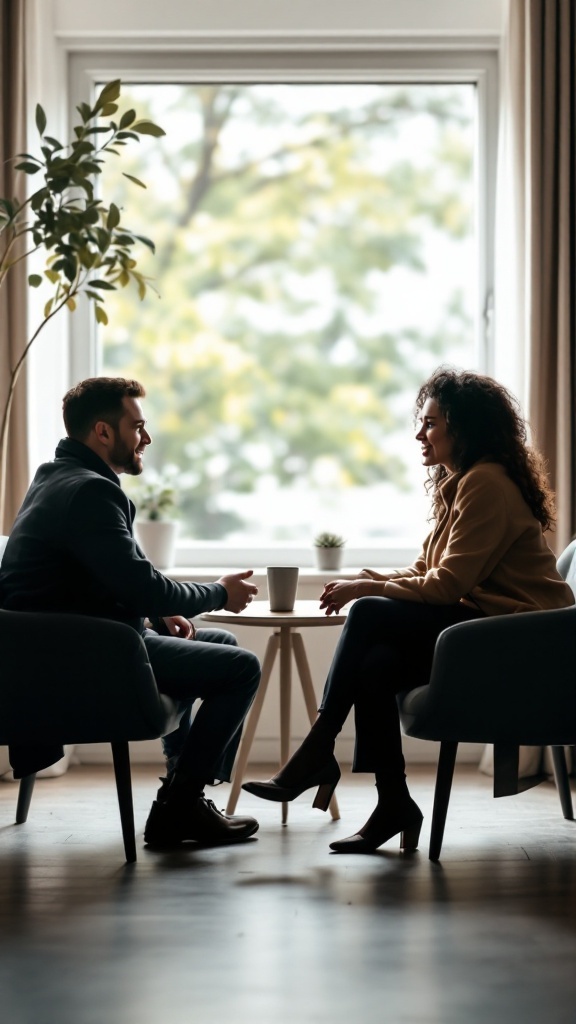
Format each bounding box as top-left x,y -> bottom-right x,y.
167,567 -> 383,584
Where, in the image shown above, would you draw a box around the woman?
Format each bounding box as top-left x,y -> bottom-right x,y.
243,368 -> 575,853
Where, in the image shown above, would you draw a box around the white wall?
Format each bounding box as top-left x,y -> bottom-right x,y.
52,0 -> 503,35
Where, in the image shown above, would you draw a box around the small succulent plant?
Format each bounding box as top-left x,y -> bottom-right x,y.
314,531 -> 345,548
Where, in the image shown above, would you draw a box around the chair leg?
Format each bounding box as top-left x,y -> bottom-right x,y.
429,741 -> 458,862
111,741 -> 137,863
15,774 -> 36,824
550,746 -> 574,820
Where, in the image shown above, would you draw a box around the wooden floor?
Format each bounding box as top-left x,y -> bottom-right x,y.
1,763 -> 576,1024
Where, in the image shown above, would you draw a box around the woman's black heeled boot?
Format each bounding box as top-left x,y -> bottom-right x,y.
242,718 -> 340,811
330,787 -> 423,853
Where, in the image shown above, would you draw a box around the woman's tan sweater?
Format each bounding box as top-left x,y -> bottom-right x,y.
373,462 -> 574,615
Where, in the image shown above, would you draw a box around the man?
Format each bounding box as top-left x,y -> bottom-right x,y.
0,377 -> 261,848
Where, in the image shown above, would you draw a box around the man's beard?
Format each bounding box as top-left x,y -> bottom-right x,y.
109,437 -> 143,475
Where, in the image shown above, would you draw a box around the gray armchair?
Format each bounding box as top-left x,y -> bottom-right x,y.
399,539 -> 576,860
0,535 -> 182,862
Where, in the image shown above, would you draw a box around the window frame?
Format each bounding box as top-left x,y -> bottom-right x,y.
67,46 -> 498,568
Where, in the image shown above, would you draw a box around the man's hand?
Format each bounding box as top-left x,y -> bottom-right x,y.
319,578 -> 370,615
217,570 -> 259,613
161,615 -> 196,639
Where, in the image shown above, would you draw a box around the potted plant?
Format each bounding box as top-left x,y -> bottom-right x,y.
313,531 -> 345,571
0,79 -> 165,526
132,472 -> 179,570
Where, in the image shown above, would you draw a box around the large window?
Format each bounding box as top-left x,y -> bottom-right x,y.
60,46 -> 496,564
96,79 -> 485,557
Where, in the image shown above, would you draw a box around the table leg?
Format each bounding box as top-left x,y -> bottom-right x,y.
225,632 -> 280,815
291,630 -> 340,821
279,625 -> 292,824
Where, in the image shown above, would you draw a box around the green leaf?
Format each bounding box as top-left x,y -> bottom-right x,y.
89,279 -> 116,290
131,120 -> 166,138
28,274 -> 43,288
112,233 -> 135,246
50,176 -> 70,194
66,297 -> 77,312
65,258 -> 77,282
45,269 -> 60,284
72,140 -> 94,156
35,104 -> 47,136
116,131 -> 139,141
76,102 -> 92,124
44,136 -> 63,151
94,304 -> 109,326
95,80 -> 121,111
119,108 -> 136,129
15,161 -> 41,174
135,234 -> 156,253
122,172 -> 147,189
106,203 -> 120,230
0,198 -> 15,217
101,103 -> 119,117
133,273 -> 147,300
78,251 -> 98,271
96,227 -> 110,252
44,298 -> 54,317
78,161 -> 103,176
84,207 -> 101,225
30,187 -> 49,211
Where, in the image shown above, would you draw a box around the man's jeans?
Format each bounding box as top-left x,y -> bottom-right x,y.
143,627 -> 260,785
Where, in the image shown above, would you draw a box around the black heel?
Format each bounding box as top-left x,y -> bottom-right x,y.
242,756 -> 341,809
312,779 -> 338,811
330,798 -> 423,854
400,816 -> 423,851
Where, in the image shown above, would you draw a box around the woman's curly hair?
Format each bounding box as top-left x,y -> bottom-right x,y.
415,367 -> 556,530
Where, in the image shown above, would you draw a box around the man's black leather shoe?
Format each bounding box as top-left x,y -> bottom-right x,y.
144,796 -> 259,847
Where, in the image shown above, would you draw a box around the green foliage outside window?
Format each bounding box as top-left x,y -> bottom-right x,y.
100,83 -> 475,541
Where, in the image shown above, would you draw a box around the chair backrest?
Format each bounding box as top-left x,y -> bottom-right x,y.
557,539 -> 576,597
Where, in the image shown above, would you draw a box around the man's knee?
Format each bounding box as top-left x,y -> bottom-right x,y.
194,627 -> 239,646
217,629 -> 238,647
236,648 -> 261,694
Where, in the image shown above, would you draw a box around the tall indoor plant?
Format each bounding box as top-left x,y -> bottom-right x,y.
0,79 -> 164,523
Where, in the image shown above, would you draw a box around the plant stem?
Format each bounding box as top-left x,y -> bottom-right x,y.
0,285 -> 78,527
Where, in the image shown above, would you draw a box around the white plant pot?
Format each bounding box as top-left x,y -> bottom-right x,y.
314,547 -> 344,571
135,519 -> 178,570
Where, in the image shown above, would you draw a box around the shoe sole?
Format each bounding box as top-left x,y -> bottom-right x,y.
144,821 -> 259,848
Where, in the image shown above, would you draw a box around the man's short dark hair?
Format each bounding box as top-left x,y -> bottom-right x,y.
62,378 -> 146,440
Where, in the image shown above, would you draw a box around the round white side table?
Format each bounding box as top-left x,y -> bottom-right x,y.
201,600 -> 347,823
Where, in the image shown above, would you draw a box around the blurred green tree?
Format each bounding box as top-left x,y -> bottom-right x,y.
100,84 -> 474,539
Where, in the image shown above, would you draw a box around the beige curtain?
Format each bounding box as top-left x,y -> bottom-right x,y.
484,0 -> 575,782
499,0 -> 576,552
527,0 -> 576,551
0,0 -> 29,534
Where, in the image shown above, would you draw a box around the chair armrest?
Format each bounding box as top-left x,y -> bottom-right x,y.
399,606 -> 576,745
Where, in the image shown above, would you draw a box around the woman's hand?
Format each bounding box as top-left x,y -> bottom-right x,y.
319,578 -> 371,615
356,568 -> 387,581
161,615 -> 196,639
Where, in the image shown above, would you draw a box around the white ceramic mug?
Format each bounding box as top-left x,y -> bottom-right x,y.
266,566 -> 300,612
